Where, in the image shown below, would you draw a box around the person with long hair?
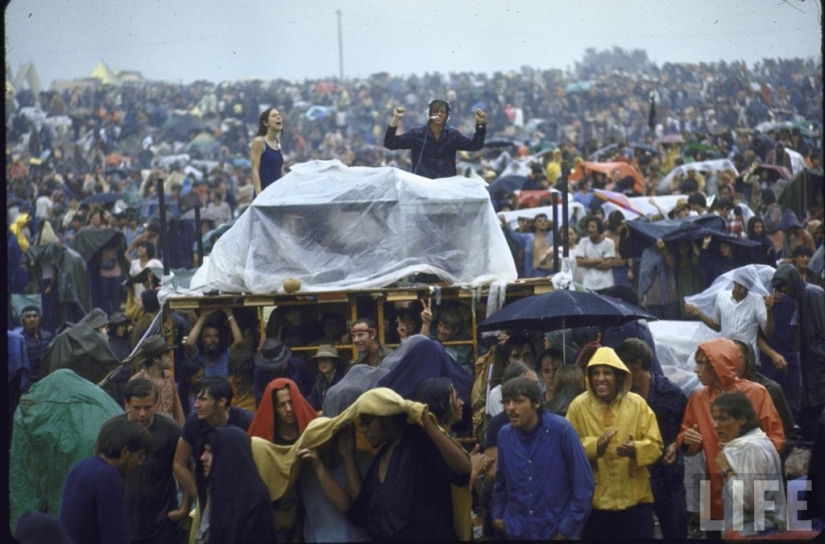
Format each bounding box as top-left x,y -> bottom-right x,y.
746,216 -> 777,266
250,107 -> 285,196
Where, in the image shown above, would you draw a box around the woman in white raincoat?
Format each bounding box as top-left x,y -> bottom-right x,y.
712,390 -> 787,538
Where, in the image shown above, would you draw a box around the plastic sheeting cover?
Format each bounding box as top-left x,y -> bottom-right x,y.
9,369 -> 122,531
190,160 -> 517,293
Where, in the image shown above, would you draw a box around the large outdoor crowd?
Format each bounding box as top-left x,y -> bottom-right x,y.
6,55 -> 825,543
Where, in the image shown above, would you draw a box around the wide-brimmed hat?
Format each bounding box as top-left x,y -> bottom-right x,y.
108,312 -> 132,326
669,198 -> 690,218
778,209 -> 803,231
140,334 -> 176,359
255,339 -> 292,372
308,344 -> 343,361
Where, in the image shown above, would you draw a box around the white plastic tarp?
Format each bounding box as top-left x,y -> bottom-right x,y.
189,160 -> 517,293
658,158 -> 738,195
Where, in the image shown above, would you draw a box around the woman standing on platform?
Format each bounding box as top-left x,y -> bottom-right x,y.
250,107 -> 285,196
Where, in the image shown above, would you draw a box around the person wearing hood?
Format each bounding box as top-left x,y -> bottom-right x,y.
746,216 -> 777,266
565,347 -> 663,540
772,263 -> 825,442
664,338 -> 784,531
778,208 -> 816,262
248,377 -> 317,446
193,426 -> 276,544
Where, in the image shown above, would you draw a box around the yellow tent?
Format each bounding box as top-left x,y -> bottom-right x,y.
89,61 -> 117,85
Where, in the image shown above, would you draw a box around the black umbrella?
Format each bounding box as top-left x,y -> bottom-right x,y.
80,192 -> 120,206
478,290 -> 657,333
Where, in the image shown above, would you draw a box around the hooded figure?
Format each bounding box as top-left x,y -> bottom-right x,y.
565,347 -> 663,538
675,338 -> 785,522
247,378 -> 317,444
771,264 -> 825,439
194,426 -> 276,544
377,335 -> 473,430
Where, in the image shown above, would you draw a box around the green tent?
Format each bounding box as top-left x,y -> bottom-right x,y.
9,369 -> 122,531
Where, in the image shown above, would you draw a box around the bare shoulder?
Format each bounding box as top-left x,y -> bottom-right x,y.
250,136 -> 265,151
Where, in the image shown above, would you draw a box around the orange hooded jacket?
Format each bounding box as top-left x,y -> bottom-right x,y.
676,338 -> 784,520
247,378 -> 317,443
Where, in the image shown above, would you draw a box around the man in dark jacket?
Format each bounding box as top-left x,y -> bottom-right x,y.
616,338 -> 688,539
772,264 -> 825,442
383,99 -> 487,179
20,305 -> 54,382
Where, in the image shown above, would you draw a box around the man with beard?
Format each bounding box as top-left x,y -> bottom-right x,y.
183,308 -> 242,377
350,318 -> 394,368
114,378 -> 187,544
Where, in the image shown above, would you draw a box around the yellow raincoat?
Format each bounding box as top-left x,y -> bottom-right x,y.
10,212 -> 31,252
566,347 -> 663,511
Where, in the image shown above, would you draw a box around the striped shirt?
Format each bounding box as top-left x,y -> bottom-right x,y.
713,290 -> 768,367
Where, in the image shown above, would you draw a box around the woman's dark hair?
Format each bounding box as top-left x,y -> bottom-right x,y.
501,376 -> 542,405
537,349 -> 565,372
413,377 -> 455,426
95,418 -> 153,457
141,289 -> 160,313
762,189 -> 776,205
711,391 -> 760,436
137,240 -> 155,260
747,216 -> 766,240
606,210 -> 624,231
257,107 -> 277,137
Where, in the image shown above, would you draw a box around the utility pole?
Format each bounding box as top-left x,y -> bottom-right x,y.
337,9 -> 344,80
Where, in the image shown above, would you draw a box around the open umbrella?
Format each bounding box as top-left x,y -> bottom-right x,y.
593,188 -> 643,214
477,289 -> 657,333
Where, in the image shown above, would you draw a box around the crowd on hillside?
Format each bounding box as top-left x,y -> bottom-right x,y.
7,56 -> 825,542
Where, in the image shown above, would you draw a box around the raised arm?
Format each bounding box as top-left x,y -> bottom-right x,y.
172,437 -> 197,501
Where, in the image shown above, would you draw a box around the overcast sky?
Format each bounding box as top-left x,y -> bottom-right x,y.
5,0 -> 822,88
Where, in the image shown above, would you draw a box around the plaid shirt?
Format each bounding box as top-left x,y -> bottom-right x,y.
721,211 -> 747,239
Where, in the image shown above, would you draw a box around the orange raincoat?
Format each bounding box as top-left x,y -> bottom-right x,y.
676,338 -> 784,521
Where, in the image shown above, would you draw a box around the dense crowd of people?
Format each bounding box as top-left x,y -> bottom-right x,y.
7,55 -> 825,542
